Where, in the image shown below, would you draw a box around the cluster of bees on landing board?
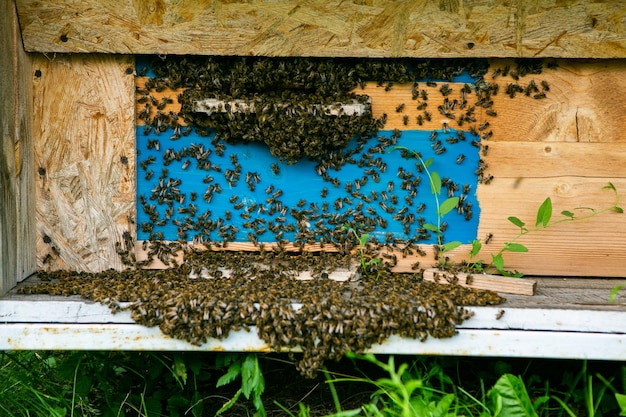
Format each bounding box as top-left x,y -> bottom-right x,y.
32,57 -> 552,375
24,251 -> 504,376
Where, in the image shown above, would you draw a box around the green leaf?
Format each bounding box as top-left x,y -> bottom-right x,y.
615,206 -> 624,213
504,243 -> 528,253
470,239 -> 482,258
492,254 -> 504,272
423,157 -> 434,169
430,171 -> 442,195
489,374 -> 538,417
561,210 -> 575,218
215,389 -> 243,416
603,182 -> 617,192
439,197 -> 460,217
358,233 -> 370,246
536,197 -> 552,227
442,241 -> 462,252
241,354 -> 264,399
508,217 -> 525,228
216,362 -> 241,388
423,223 -> 439,232
609,285 -> 624,303
615,393 -> 626,416
172,354 -> 188,386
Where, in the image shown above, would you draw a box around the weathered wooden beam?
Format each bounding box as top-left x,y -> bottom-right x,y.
0,1 -> 35,296
15,0 -> 626,58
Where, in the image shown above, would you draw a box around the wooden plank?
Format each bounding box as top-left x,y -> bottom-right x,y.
422,268 -> 537,296
3,323 -> 626,360
0,1 -> 35,296
485,60 -> 626,143
15,0 -> 626,58
33,54 -> 136,272
484,142 -> 626,178
476,177 -> 626,276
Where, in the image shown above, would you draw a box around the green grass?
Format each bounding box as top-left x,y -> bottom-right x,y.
1,351 -> 625,416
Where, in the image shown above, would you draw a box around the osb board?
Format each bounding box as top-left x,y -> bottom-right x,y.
14,0 -> 626,58
33,54 -> 136,272
0,1 -> 34,296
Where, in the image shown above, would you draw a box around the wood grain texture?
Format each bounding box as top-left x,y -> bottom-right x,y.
33,55 -> 136,272
485,60 -> 626,143
422,268 -> 536,295
0,1 -> 35,296
15,0 -> 626,58
476,177 -> 626,276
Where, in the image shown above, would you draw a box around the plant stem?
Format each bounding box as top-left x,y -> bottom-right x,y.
400,148 -> 443,245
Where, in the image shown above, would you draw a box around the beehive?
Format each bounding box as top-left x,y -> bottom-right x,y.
2,0 -> 626,358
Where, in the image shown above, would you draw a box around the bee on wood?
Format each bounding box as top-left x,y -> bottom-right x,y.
396,103 -> 405,112
439,84 -> 452,96
496,309 -> 505,320
485,233 -> 493,244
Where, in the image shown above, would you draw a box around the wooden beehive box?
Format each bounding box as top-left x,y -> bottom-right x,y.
2,0 -> 626,356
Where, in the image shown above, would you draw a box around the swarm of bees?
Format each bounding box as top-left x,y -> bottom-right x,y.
24,249 -> 505,377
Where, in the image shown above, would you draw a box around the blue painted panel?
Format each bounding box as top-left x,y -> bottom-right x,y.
136,127 -> 481,245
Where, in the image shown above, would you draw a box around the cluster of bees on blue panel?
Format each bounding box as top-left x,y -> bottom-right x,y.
29,58 -> 553,375
130,57 -> 554,268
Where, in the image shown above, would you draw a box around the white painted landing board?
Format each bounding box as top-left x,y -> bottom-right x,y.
2,278 -> 626,359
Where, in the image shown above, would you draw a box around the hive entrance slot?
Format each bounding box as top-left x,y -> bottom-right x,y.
193,98 -> 368,116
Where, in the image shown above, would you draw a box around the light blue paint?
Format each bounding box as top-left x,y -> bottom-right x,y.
136,127 -> 481,245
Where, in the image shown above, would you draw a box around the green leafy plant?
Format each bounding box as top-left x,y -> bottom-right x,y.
215,353 -> 266,417
389,146 -> 461,267
341,225 -> 383,281
330,353 -> 481,417
489,373 -> 544,416
467,183 -> 623,277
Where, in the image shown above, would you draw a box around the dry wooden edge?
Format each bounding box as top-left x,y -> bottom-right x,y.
16,0 -> 626,58
423,268 -> 536,296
